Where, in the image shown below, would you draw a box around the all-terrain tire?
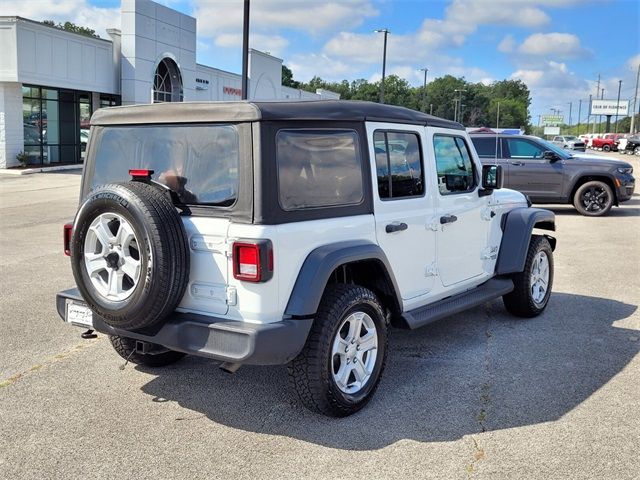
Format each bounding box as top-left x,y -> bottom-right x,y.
573,180 -> 614,216
503,235 -> 554,318
288,284 -> 389,417
109,335 -> 185,367
70,182 -> 189,330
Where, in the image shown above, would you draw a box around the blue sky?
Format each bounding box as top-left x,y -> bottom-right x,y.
3,0 -> 639,122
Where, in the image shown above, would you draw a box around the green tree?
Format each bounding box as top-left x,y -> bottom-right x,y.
43,20 -> 99,38
281,65 -> 299,88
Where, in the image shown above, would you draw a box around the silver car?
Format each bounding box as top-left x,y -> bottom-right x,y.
551,135 -> 586,151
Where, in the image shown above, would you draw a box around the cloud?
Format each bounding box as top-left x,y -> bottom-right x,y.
627,54 -> 640,70
517,33 -> 589,59
193,0 -> 378,38
498,35 -> 516,53
214,33 -> 289,56
0,0 -> 120,37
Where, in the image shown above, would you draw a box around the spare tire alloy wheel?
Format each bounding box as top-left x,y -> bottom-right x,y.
71,182 -> 190,331
84,213 -> 142,302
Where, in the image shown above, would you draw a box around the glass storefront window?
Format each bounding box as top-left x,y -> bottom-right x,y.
21,84 -> 94,166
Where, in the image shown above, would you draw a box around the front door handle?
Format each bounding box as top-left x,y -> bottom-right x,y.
440,215 -> 458,225
510,161 -> 525,166
385,222 -> 408,233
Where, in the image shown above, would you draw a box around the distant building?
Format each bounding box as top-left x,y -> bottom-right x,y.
0,0 -> 338,168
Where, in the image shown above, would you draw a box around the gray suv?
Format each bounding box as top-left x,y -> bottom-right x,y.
470,134 -> 635,216
551,135 -> 586,152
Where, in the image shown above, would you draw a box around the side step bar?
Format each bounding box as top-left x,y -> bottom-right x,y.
401,278 -> 514,330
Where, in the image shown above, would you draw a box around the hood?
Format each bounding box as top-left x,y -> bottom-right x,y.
565,153 -> 632,169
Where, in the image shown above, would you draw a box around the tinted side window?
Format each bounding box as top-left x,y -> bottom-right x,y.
276,129 -> 363,210
471,136 -> 501,158
505,138 -> 546,159
433,135 -> 476,195
373,131 -> 424,199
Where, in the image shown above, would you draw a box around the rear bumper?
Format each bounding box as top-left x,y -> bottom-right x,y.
56,288 -> 313,365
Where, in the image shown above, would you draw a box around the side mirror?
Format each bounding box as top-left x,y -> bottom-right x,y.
543,150 -> 560,162
481,164 -> 503,192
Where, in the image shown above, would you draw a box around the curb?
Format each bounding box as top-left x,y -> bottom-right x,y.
0,164 -> 82,176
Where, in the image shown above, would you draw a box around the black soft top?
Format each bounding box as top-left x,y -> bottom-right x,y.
91,100 -> 463,130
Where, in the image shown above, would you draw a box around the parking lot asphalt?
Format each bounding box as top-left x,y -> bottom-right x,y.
1,152 -> 638,479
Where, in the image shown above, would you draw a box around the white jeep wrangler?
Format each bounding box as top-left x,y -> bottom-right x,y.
56,100 -> 556,417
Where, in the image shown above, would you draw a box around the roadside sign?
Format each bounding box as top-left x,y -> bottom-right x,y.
544,126 -> 560,135
541,115 -> 564,126
590,99 -> 629,116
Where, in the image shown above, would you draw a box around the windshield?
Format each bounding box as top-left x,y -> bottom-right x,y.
89,124 -> 239,206
536,138 -> 573,159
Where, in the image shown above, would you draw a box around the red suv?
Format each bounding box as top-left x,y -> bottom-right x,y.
592,134 -> 624,152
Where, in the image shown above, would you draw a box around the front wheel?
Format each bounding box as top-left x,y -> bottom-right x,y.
288,284 -> 388,417
573,180 -> 614,216
602,144 -> 611,152
634,146 -> 640,156
503,235 -> 554,318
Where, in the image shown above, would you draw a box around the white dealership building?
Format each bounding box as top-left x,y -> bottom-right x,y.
0,0 -> 338,168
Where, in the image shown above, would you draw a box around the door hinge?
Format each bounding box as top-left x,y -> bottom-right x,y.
425,263 -> 439,277
426,220 -> 439,231
480,246 -> 499,260
225,286 -> 237,306
481,208 -> 495,221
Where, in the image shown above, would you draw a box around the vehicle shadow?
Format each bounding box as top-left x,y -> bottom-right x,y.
547,203 -> 640,217
139,293 -> 638,450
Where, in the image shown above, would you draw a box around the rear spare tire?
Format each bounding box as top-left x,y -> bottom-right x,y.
70,182 -> 189,330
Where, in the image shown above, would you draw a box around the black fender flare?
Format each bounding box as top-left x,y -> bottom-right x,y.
284,240 -> 402,317
495,207 -> 556,275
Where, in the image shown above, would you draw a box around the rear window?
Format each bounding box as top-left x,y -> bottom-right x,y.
470,136 -> 500,158
276,129 -> 364,210
90,124 -> 239,206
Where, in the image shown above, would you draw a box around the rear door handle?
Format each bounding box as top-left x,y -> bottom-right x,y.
440,215 -> 458,225
510,161 -> 525,166
385,222 -> 408,233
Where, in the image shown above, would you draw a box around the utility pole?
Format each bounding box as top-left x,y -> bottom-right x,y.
631,63 -> 640,134
595,74 -> 600,134
241,0 -> 250,100
600,87 -> 605,134
496,101 -> 500,130
430,103 -> 433,115
567,102 -> 572,134
454,88 -> 466,124
375,29 -> 390,103
577,99 -> 582,136
615,80 -> 622,133
419,67 -> 429,112
589,94 -> 592,133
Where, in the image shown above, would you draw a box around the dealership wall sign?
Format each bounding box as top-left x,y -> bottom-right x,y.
223,86 -> 242,96
590,100 -> 629,116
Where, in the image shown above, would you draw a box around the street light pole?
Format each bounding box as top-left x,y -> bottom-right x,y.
577,99 -> 582,136
419,67 -> 429,112
454,88 -> 466,124
615,79 -> 622,133
375,29 -> 390,103
567,102 -> 572,135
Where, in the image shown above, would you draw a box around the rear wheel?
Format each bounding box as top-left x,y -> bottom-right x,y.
602,144 -> 611,152
109,335 -> 185,367
634,146 -> 640,156
573,180 -> 614,216
289,284 -> 388,417
503,235 -> 554,318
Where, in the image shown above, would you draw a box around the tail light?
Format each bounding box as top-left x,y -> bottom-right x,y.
63,223 -> 73,256
232,240 -> 273,282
